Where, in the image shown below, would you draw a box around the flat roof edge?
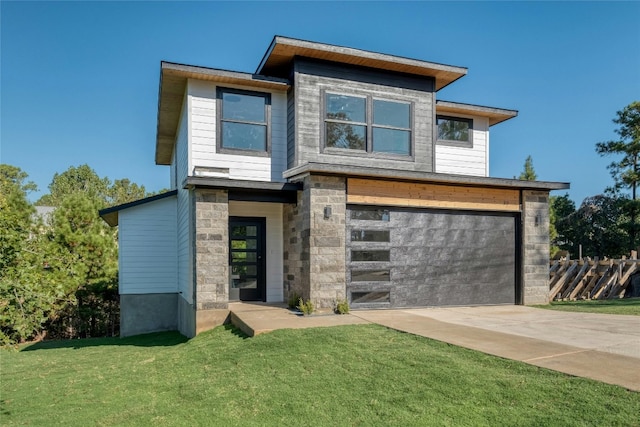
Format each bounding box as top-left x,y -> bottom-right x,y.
284,163 -> 570,191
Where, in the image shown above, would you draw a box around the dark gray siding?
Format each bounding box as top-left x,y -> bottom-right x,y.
286,86 -> 296,169
347,207 -> 518,308
292,58 -> 435,172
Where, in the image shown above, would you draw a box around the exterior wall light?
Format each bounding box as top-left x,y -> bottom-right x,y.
324,206 -> 332,219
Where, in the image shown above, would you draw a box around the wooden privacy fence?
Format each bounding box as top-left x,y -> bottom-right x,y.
549,251 -> 639,301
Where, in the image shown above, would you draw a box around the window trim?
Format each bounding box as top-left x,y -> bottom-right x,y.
436,115 -> 474,148
217,87 -> 271,157
321,90 -> 414,160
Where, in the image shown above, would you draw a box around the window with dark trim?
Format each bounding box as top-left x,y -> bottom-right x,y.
351,291 -> 390,304
436,115 -> 473,146
324,92 -> 412,156
218,88 -> 270,155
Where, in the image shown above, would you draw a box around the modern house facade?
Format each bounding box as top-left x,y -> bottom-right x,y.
100,36 -> 569,337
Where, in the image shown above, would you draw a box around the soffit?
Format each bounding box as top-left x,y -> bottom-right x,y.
436,100 -> 518,126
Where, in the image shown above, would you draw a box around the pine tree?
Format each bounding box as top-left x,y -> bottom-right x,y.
518,155 -> 537,181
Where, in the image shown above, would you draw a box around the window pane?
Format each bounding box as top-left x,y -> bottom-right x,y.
231,278 -> 257,289
352,250 -> 390,262
437,117 -> 470,142
326,94 -> 365,123
351,291 -> 390,304
373,128 -> 410,155
351,230 -> 390,242
222,92 -> 265,122
231,252 -> 257,263
222,122 -> 266,151
232,265 -> 257,276
231,240 -> 246,250
326,123 -> 366,150
351,269 -> 390,281
350,209 -> 390,221
374,100 -> 410,128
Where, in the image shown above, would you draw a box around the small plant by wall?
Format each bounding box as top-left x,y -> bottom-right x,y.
287,292 -> 301,309
297,298 -> 314,316
334,299 -> 350,314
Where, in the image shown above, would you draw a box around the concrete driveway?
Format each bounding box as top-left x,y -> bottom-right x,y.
353,305 -> 640,391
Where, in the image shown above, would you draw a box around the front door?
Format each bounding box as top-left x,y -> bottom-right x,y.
229,217 -> 266,301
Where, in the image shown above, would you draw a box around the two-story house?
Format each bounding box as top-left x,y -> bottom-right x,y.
100,36 -> 569,338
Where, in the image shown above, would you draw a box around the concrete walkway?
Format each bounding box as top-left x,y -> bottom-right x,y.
229,303 -> 640,391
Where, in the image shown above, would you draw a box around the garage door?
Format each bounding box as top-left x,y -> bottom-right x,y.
347,206 -> 518,308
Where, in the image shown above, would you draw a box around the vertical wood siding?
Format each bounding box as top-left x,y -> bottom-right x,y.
292,59 -> 435,172
229,201 -> 284,302
187,80 -> 287,182
119,196 -> 177,294
434,116 -> 489,177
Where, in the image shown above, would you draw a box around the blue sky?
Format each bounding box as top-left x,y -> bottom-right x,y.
1,1 -> 639,204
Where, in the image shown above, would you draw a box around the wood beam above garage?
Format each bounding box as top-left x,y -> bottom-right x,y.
347,178 -> 521,212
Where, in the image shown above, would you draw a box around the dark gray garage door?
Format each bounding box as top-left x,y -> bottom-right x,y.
347,206 -> 518,308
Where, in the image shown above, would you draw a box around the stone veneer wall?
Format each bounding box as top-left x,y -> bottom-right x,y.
283,189 -> 309,302
308,175 -> 347,307
283,175 -> 347,308
193,189 -> 230,333
522,190 -> 550,305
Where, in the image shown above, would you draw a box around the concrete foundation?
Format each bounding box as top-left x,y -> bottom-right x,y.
120,293 -> 178,337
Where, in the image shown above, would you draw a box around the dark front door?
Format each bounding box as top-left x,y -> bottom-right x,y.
229,217 -> 266,301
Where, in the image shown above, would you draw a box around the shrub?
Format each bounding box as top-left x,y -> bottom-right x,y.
334,299 -> 350,314
297,298 -> 314,316
287,292 -> 301,309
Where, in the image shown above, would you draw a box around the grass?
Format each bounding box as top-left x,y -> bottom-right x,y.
2,324 -> 639,426
537,297 -> 640,316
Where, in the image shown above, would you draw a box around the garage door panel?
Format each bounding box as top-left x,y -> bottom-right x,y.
347,206 -> 517,308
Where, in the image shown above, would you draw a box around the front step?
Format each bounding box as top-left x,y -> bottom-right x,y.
229,310 -> 257,337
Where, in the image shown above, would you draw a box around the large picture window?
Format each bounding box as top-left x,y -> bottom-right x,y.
218,88 -> 270,154
324,92 -> 412,157
437,115 -> 473,145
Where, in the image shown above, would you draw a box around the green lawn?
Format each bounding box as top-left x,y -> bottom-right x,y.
537,297 -> 640,316
2,324 -> 639,426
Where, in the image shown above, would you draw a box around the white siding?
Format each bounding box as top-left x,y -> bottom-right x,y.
229,201 -> 284,302
188,80 -> 287,183
119,196 -> 177,294
435,116 -> 489,177
175,96 -> 193,303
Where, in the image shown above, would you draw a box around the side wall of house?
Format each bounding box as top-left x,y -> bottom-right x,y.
118,196 -> 178,337
292,59 -> 435,172
187,80 -> 288,182
229,201 -> 284,303
119,196 -> 178,294
175,94 -> 196,336
434,116 -> 489,177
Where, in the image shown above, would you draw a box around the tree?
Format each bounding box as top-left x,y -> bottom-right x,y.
0,165 -> 36,271
108,178 -> 147,206
595,101 -> 640,251
550,194 -> 577,256
518,155 -> 537,181
0,165 -> 78,344
36,164 -> 110,207
557,194 -> 628,258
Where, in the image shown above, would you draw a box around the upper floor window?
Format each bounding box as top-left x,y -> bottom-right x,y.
218,88 -> 270,155
324,92 -> 412,157
437,116 -> 473,146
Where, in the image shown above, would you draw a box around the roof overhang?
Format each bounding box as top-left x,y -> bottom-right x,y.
99,190 -> 178,227
155,62 -> 290,165
436,100 -> 518,126
184,176 -> 302,204
256,36 -> 467,91
284,162 -> 570,192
